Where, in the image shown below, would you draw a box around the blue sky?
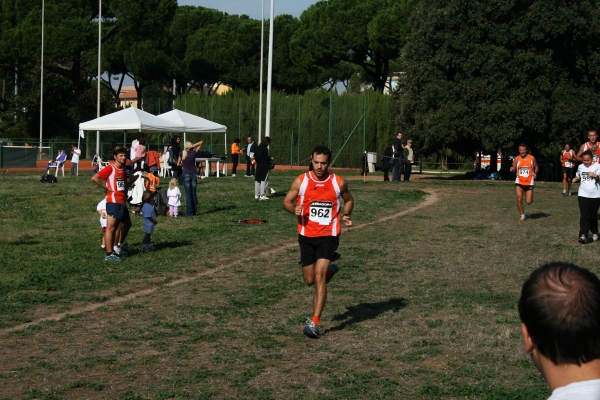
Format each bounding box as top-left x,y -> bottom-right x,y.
177,0 -> 320,19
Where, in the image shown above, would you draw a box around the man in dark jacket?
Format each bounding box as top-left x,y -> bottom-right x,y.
392,132 -> 404,182
245,136 -> 258,177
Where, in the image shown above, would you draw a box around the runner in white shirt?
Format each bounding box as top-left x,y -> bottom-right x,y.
573,150 -> 600,244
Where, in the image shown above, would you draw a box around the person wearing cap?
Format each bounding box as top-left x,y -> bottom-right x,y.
403,140 -> 414,182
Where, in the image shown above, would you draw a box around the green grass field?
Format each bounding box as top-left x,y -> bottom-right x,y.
0,172 -> 592,399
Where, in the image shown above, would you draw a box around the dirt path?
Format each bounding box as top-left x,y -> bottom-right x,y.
0,189 -> 439,335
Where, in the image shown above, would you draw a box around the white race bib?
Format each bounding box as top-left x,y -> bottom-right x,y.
309,201 -> 333,226
594,155 -> 599,163
116,177 -> 125,191
582,172 -> 593,182
519,167 -> 530,177
565,161 -> 572,168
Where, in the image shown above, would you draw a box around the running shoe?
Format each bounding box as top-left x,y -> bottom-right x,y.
269,188 -> 277,194
326,263 -> 339,284
232,174 -> 236,177
120,243 -> 130,252
568,191 -> 572,196
259,196 -> 270,200
519,215 -> 526,222
104,253 -> 122,262
99,246 -> 106,252
562,190 -> 567,196
255,195 -> 259,199
303,319 -> 321,339
579,235 -> 587,244
593,233 -> 599,241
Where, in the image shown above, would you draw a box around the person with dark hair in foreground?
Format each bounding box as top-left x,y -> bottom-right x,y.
519,262 -> 600,399
283,146 -> 354,339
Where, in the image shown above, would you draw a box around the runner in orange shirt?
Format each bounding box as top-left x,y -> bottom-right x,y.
576,129 -> 600,163
560,143 -> 576,196
283,146 -> 354,339
510,143 -> 538,222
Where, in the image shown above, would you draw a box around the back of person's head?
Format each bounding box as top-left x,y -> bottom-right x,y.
519,262 -> 600,365
311,146 -> 332,163
259,137 -> 271,146
234,138 -> 241,144
143,164 -> 151,173
169,178 -> 178,189
142,190 -> 154,203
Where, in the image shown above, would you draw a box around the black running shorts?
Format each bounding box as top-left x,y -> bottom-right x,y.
106,202 -> 131,221
515,184 -> 534,191
298,235 -> 340,267
562,166 -> 576,179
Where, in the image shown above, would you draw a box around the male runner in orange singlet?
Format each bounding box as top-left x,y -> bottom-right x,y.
510,144 -> 538,222
576,129 -> 600,163
283,146 -> 354,339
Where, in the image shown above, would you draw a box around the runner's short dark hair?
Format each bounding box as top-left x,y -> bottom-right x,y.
582,150 -> 593,159
113,146 -> 127,156
311,146 -> 332,163
518,262 -> 600,365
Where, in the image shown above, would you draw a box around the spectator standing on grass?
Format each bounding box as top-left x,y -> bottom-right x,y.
91,146 -> 136,261
178,140 -> 203,216
392,132 -> 404,182
561,143 -> 576,196
510,143 -> 538,223
141,191 -> 158,252
403,140 -> 414,182
170,136 -> 182,183
132,134 -> 147,171
572,150 -> 600,244
231,138 -> 245,177
97,197 -> 107,251
167,178 -> 181,217
254,137 -> 273,200
245,136 -> 257,177
519,262 -> 600,399
70,144 -> 81,176
283,146 -> 354,339
382,144 -> 392,182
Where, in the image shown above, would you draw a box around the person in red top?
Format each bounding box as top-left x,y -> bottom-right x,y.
576,129 -> 600,163
91,146 -> 137,261
560,143 -> 576,196
283,146 -> 354,339
510,143 -> 539,222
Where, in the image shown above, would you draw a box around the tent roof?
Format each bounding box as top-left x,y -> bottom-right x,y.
158,110 -> 227,133
79,107 -> 186,133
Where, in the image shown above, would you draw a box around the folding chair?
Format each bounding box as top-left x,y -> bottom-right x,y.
48,152 -> 68,177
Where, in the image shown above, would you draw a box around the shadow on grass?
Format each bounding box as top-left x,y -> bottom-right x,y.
8,241 -> 41,246
153,240 -> 194,251
197,205 -> 236,215
527,212 -> 551,220
327,297 -> 407,332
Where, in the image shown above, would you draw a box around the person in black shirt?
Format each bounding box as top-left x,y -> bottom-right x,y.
392,132 -> 404,182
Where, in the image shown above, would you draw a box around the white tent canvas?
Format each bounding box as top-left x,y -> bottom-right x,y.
79,107 -> 186,133
158,110 -> 228,154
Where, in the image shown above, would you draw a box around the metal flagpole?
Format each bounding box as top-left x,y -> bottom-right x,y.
96,0 -> 101,158
39,0 -> 44,157
258,0 -> 265,143
265,0 -> 274,138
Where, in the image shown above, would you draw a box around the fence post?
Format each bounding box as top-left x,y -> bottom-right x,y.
328,94 -> 332,150
420,154 -> 423,174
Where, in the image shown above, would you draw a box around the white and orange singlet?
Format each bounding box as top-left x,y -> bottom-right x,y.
584,142 -> 600,163
514,154 -> 535,186
561,150 -> 575,168
297,172 -> 343,237
97,163 -> 126,204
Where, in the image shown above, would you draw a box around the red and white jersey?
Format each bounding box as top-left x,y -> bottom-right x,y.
97,163 -> 126,204
584,142 -> 600,163
514,154 -> 535,186
297,172 -> 343,237
561,150 -> 575,168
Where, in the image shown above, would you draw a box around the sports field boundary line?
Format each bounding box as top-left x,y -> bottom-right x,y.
0,189 -> 439,335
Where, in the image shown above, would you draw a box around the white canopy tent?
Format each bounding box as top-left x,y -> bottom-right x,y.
79,107 -> 186,133
158,109 -> 228,155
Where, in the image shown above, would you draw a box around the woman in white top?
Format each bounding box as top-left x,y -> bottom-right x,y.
573,150 -> 600,244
